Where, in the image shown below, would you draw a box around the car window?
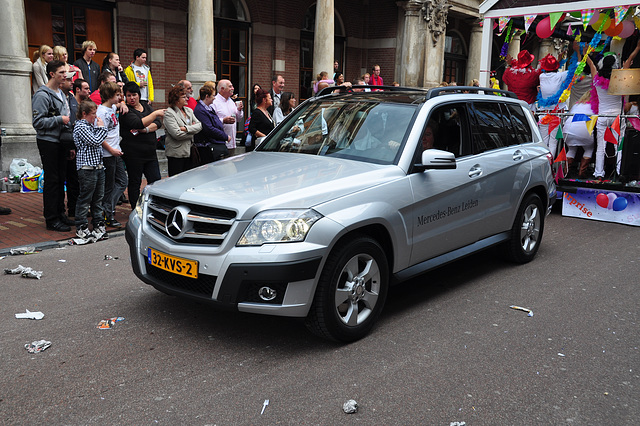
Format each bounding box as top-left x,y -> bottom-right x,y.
258,100 -> 418,165
469,102 -> 508,154
504,103 -> 533,145
418,103 -> 470,158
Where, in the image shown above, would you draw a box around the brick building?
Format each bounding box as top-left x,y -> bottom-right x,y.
0,0 -> 483,173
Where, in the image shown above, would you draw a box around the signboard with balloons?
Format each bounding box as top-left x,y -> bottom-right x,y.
562,188 -> 640,226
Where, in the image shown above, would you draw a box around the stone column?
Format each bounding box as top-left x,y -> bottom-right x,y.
465,21 -> 483,85
507,32 -> 521,61
538,38 -> 555,62
186,0 -> 216,95
313,0 -> 334,81
422,0 -> 451,88
0,0 -> 38,173
398,0 -> 425,87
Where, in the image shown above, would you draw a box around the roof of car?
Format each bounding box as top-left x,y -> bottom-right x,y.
314,85 -> 518,103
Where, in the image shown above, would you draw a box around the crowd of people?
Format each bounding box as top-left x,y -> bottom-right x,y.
502,40 -> 640,181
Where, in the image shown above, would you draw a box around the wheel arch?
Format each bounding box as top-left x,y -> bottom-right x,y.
327,223 -> 395,277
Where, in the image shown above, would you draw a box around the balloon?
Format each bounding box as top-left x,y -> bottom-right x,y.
596,193 -> 609,208
589,11 -> 601,26
592,14 -> 611,32
613,197 -> 628,211
605,21 -> 624,37
607,192 -> 617,209
619,20 -> 636,38
569,11 -> 581,19
537,16 -> 554,39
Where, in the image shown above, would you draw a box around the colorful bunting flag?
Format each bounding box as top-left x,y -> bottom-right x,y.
548,116 -> 561,134
498,16 -> 510,34
549,12 -> 563,30
555,124 -> 564,140
567,24 -> 573,36
628,116 -> 640,132
582,9 -> 595,30
572,113 -> 590,122
612,115 -> 621,134
614,6 -> 629,26
524,15 -> 536,32
586,115 -> 598,135
618,136 -> 624,151
604,127 -> 618,144
554,146 -> 567,163
555,161 -> 564,183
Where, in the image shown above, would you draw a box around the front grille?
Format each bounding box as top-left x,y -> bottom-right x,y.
146,195 -> 237,246
145,256 -> 217,297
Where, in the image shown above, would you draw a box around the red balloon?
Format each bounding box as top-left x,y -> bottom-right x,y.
536,16 -> 554,39
596,193 -> 609,208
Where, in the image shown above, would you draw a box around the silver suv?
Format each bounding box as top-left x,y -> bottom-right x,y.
125,86 -> 556,342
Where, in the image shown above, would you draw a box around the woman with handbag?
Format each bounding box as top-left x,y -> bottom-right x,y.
163,85 -> 202,176
193,84 -> 230,165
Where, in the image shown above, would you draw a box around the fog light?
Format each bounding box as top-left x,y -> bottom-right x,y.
258,286 -> 277,301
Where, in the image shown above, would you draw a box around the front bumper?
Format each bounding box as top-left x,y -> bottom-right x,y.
125,215 -> 325,317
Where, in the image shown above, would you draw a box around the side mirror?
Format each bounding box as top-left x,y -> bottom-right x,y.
414,149 -> 456,172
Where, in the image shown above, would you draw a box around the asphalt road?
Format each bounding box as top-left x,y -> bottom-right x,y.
1,210 -> 638,424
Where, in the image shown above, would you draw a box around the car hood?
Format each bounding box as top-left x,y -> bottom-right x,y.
148,152 -> 404,219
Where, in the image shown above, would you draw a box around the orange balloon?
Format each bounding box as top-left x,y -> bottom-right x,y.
605,21 -> 624,37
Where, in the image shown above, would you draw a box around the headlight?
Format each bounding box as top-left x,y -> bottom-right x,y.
135,186 -> 151,218
237,209 -> 323,246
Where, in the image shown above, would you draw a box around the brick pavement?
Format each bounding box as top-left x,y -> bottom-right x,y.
0,190 -> 133,254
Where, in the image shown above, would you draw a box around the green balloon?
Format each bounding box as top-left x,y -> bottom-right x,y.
569,11 -> 581,19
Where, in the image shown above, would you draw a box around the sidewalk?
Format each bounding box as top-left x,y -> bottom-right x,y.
0,190 -> 133,254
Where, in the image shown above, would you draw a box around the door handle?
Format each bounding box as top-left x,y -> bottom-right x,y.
468,165 -> 482,178
513,150 -> 523,161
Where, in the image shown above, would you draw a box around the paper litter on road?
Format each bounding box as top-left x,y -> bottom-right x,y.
343,399 -> 358,414
510,305 -> 534,317
10,246 -> 38,255
104,255 -> 119,260
261,399 -> 269,415
15,309 -> 44,320
97,317 -> 125,329
4,264 -> 43,279
25,339 -> 51,353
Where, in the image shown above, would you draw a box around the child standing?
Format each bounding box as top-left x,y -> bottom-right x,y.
73,100 -> 109,240
97,81 -> 127,227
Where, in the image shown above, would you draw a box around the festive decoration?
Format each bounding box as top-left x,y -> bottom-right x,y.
584,10 -> 598,30
628,116 -> 640,132
596,193 -> 609,208
555,125 -> 564,140
524,14 -> 536,32
592,14 -> 611,32
538,53 -> 579,108
498,16 -> 510,34
614,6 -> 629,26
613,197 -> 628,212
499,21 -> 513,59
536,16 -> 555,39
605,21 -> 624,37
586,116 -> 598,135
604,127 -> 618,144
554,146 -> 567,163
612,115 -> 621,135
549,12 -> 564,29
619,20 -> 636,38
572,113 -> 590,122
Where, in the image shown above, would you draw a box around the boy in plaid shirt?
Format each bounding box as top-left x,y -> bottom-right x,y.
73,100 -> 109,240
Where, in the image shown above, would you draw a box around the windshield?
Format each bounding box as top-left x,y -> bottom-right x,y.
257,99 -> 418,164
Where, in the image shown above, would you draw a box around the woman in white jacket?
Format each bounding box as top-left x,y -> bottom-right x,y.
32,45 -> 53,95
163,85 -> 202,176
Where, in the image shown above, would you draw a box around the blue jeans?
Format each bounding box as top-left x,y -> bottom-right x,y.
103,156 -> 128,217
75,168 -> 105,228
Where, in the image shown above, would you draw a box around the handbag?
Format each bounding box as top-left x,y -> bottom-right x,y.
190,143 -> 201,168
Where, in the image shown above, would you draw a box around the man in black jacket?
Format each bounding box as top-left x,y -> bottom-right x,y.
31,60 -> 73,232
73,41 -> 101,92
267,74 -> 285,116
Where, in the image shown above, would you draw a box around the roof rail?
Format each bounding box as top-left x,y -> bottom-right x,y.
315,84 -> 427,97
425,86 -> 518,100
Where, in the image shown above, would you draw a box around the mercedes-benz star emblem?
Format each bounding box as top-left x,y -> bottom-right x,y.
165,206 -> 190,238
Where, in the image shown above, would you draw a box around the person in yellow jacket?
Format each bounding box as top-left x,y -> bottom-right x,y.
124,48 -> 154,104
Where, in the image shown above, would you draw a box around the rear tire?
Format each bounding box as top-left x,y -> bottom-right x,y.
306,235 -> 389,342
504,193 -> 544,264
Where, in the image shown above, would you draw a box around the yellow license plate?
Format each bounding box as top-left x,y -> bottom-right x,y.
148,248 -> 198,279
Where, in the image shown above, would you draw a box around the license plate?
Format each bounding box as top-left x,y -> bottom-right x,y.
148,248 -> 198,279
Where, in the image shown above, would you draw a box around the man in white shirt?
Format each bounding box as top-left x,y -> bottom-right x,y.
213,79 -> 244,154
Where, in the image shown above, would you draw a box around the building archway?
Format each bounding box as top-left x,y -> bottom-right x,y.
443,30 -> 467,84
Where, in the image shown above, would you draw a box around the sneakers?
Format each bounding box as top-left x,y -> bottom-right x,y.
76,225 -> 92,239
92,222 -> 109,240
105,216 -> 122,228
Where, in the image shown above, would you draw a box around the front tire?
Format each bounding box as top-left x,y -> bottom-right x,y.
504,193 -> 544,263
306,235 -> 389,342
